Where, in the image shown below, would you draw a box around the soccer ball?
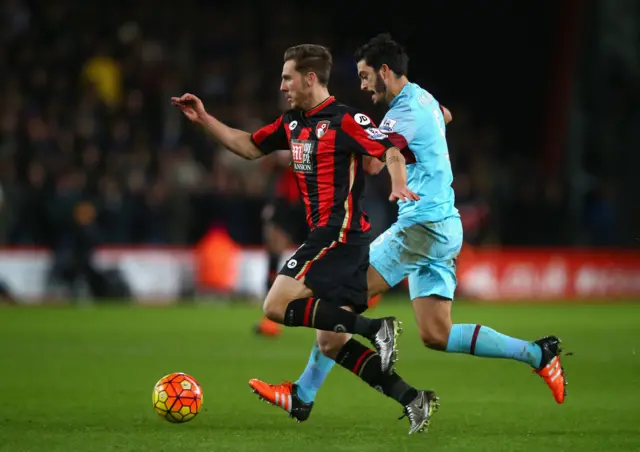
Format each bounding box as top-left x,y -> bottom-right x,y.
152,372 -> 203,423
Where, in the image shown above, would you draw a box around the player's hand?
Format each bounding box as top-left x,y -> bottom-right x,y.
389,185 -> 420,202
171,93 -> 207,123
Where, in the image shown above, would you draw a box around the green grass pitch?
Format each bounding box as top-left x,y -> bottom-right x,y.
1,300 -> 639,451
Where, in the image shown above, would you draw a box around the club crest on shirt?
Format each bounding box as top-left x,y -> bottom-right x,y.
290,139 -> 315,174
316,120 -> 330,138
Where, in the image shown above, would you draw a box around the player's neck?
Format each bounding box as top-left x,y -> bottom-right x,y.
386,76 -> 409,102
304,89 -> 332,112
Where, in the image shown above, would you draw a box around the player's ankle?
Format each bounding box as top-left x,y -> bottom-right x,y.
355,316 -> 382,338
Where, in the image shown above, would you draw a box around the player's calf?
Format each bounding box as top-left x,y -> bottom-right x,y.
334,338 -> 438,434
285,297 -> 401,373
412,295 -> 452,350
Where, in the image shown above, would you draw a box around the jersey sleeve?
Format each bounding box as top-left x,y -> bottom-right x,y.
379,105 -> 417,147
340,112 -> 406,161
250,115 -> 289,155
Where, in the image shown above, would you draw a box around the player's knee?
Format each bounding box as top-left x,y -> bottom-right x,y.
262,295 -> 288,322
419,327 -> 449,350
316,332 -> 349,359
263,275 -> 313,322
418,318 -> 451,350
413,295 -> 453,350
262,300 -> 283,322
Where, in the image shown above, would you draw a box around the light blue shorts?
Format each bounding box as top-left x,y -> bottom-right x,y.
370,215 -> 463,300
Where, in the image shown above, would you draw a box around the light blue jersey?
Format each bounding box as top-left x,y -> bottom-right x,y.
379,82 -> 458,221
371,82 -> 463,301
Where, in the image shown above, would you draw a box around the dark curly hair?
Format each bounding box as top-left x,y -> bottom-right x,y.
354,33 -> 409,77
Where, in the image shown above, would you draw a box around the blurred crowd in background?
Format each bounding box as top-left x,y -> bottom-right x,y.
0,0 -> 637,252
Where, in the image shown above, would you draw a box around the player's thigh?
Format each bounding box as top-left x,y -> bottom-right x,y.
370,215 -> 463,287
405,215 -> 463,300
263,274 -> 313,316
369,221 -> 421,291
316,306 -> 353,358
408,259 -> 458,301
335,245 -> 369,313
285,237 -> 369,314
367,265 -> 391,298
263,238 -> 324,315
277,235 -> 367,309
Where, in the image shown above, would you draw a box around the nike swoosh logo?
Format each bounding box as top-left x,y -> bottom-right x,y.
379,322 -> 392,344
414,394 -> 426,412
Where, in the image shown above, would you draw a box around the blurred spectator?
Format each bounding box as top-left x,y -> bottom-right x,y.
0,0 -> 634,249
82,43 -> 123,109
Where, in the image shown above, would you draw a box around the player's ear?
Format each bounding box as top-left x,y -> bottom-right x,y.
305,71 -> 317,87
379,64 -> 391,81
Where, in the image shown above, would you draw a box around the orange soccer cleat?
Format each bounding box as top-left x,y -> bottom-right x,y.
533,336 -> 567,404
248,379 -> 313,422
254,317 -> 282,337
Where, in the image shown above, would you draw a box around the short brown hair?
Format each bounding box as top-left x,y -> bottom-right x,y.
283,44 -> 332,86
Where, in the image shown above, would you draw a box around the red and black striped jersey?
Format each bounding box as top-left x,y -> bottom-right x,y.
250,96 -> 399,244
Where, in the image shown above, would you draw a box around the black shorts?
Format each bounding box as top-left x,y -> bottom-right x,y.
279,229 -> 369,313
263,199 -> 307,245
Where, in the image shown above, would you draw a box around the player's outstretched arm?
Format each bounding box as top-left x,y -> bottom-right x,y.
172,93 -> 263,160
385,148 -> 420,202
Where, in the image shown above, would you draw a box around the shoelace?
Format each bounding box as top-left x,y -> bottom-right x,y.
397,407 -> 414,422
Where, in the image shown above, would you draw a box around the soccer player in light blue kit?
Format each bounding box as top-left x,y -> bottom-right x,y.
249,34 -> 567,434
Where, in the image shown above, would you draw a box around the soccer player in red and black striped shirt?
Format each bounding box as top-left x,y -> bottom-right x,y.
173,44 -> 426,418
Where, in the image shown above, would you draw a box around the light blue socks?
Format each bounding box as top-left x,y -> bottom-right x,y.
295,324 -> 542,404
295,342 -> 337,403
446,324 -> 542,368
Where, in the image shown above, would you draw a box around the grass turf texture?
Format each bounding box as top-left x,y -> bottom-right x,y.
1,300 -> 639,451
